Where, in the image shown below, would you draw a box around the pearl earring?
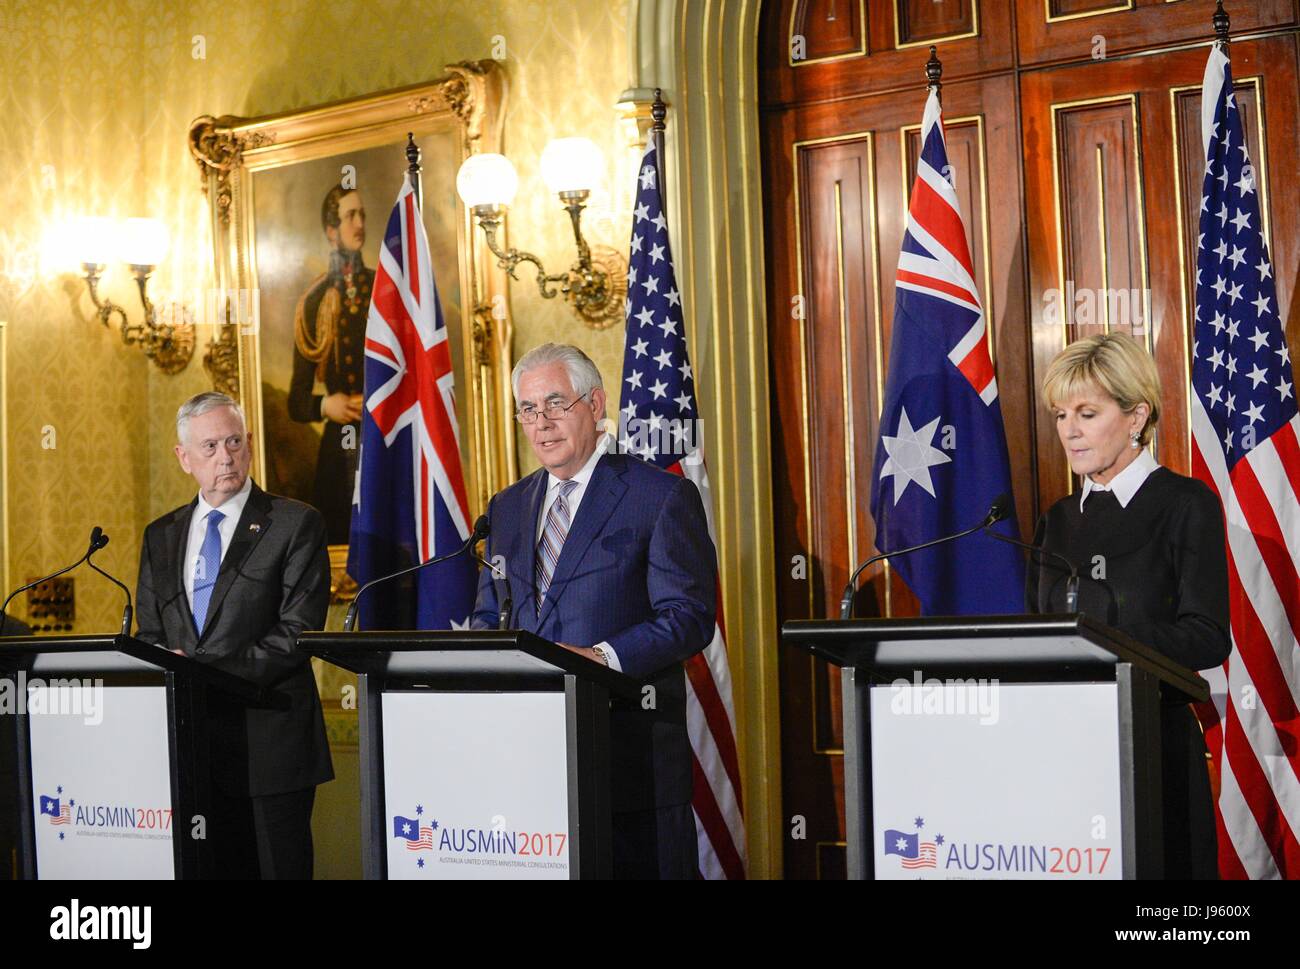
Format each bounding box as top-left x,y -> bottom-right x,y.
1130,431 -> 1140,449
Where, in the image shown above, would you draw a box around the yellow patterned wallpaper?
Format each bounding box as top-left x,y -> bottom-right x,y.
0,0 -> 633,632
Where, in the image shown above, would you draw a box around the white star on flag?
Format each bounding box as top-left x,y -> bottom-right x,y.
878,407 -> 952,504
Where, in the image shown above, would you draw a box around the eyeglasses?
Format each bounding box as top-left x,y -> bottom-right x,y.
515,392 -> 589,424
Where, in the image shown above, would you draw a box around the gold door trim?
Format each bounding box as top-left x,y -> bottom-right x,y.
1044,0 -> 1135,24
835,181 -> 859,573
788,0 -> 869,67
1096,144 -> 1111,330
893,0 -> 981,51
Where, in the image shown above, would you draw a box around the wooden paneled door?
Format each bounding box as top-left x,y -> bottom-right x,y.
759,0 -> 1300,879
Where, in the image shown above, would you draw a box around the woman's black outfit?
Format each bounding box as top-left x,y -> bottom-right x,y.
1029,466 -> 1230,879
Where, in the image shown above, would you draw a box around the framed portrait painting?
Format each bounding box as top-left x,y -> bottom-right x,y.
189,62 -> 516,595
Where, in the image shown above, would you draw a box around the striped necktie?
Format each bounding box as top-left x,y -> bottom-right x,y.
536,479 -> 579,615
192,509 -> 225,635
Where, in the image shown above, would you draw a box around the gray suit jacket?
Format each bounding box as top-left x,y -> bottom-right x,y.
135,483 -> 334,798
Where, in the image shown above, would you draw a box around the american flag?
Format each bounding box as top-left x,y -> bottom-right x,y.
900,843 -> 938,870
405,827 -> 435,850
619,141 -> 747,879
1191,43 -> 1300,880
870,87 -> 1024,615
348,176 -> 477,630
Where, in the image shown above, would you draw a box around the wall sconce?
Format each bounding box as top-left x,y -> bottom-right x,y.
456,137 -> 627,330
72,217 -> 194,374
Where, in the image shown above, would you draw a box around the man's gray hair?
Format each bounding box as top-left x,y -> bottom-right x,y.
511,343 -> 604,400
176,391 -> 246,444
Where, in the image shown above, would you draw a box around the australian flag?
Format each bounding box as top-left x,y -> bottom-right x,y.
883,829 -> 920,858
347,176 -> 476,630
870,88 -> 1024,615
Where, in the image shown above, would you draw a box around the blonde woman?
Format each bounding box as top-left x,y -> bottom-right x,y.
1030,333 -> 1229,879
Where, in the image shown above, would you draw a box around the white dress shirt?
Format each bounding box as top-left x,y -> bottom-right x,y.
183,477 -> 253,612
535,435 -> 621,670
535,434 -> 614,541
1079,446 -> 1159,511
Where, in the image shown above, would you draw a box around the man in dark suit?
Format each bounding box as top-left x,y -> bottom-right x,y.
471,343 -> 717,879
135,391 -> 333,879
288,183 -> 371,544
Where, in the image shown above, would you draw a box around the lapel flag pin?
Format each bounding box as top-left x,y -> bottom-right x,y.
249,523 -> 261,533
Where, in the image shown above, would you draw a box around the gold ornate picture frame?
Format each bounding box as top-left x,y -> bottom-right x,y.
187,62 -> 517,594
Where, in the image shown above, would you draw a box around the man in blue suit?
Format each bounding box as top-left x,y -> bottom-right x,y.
471,343 -> 717,879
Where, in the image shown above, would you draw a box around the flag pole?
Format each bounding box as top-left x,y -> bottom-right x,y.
405,132 -> 423,212
1213,0 -> 1230,49
925,45 -> 942,102
651,89 -> 668,219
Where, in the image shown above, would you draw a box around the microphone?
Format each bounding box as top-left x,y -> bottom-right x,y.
980,513 -> 1082,614
0,527 -> 104,637
344,515 -> 490,632
86,529 -> 135,636
470,552 -> 512,630
839,495 -> 1009,620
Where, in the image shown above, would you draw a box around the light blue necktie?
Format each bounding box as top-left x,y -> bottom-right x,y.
192,509 -> 225,635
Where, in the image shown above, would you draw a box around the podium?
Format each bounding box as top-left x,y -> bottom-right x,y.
300,630 -> 639,880
0,634 -> 278,879
781,614 -> 1209,880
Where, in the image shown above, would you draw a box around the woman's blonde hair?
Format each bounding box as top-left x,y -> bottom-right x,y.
1041,333 -> 1161,446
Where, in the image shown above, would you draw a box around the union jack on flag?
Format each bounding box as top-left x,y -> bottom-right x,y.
619,141 -> 747,879
347,176 -> 476,630
869,87 -> 1023,615
1191,42 -> 1300,880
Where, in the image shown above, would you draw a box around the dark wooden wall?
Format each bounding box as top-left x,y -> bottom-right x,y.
759,0 -> 1300,879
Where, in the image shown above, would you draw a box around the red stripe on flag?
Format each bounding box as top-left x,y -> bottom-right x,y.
1191,439 -> 1300,877
908,177 -> 976,280
664,458 -> 746,876
405,193 -> 420,304
1190,441 -> 1300,730
1215,498 -> 1300,871
895,269 -> 977,307
370,279 -> 470,522
1228,454 -> 1300,648
1221,692 -> 1300,875
690,754 -> 747,880
1214,805 -> 1250,880
684,650 -> 744,805
365,338 -> 399,368
1271,420 -> 1300,508
420,454 -> 430,558
955,343 -> 994,396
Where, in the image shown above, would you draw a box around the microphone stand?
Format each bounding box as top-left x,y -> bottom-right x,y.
982,528 -> 1081,613
344,520 -> 488,632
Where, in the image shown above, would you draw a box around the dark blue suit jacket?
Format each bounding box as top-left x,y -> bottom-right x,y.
472,449 -> 717,811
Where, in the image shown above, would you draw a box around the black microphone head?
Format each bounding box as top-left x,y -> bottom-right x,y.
89,527 -> 108,550
472,515 -> 490,540
988,494 -> 1012,524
